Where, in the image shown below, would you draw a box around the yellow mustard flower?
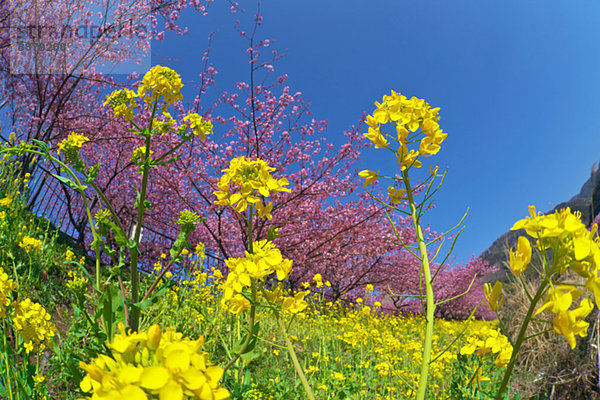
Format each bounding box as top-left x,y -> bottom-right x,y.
196,242 -> 206,262
509,236 -> 531,276
0,196 -> 12,208
366,90 -> 446,161
79,323 -> 230,400
358,169 -> 379,188
103,88 -> 137,121
0,268 -> 17,318
535,285 -> 583,316
364,127 -> 389,149
57,132 -> 89,165
552,298 -> 593,349
137,65 -> 184,107
153,111 -> 176,135
12,298 -> 57,353
214,156 -> 291,219
387,186 -> 405,204
131,146 -> 154,168
483,281 -> 504,312
313,273 -> 323,288
65,249 -> 75,262
18,236 -> 42,253
460,326 -> 513,367
282,290 -> 309,314
183,113 -> 213,140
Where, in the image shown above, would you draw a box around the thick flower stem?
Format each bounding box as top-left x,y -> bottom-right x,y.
402,170 -> 436,400
223,207 -> 257,375
129,134 -> 152,332
276,313 -> 316,400
494,276 -> 549,400
222,284 -> 257,374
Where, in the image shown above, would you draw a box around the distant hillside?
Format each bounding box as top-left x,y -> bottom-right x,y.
480,164 -> 600,282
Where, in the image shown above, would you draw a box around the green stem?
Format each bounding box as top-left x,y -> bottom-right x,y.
402,170 -> 435,400
494,275 -> 549,400
129,134 -> 152,331
1,320 -> 14,400
275,312 -> 316,400
222,282 -> 257,374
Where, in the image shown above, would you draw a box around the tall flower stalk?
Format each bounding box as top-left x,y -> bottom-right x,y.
360,90 -> 469,400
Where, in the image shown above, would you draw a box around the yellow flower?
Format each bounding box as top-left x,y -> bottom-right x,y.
358,170 -> 379,188
535,285 -> 583,316
66,270 -> 88,295
552,298 -> 593,349
282,290 -> 309,314
0,196 -> 12,207
0,268 -> 17,318
225,293 -> 251,316
131,146 -> 154,167
12,298 -> 57,353
509,236 -> 531,276
387,186 -> 405,204
183,113 -> 213,140
56,133 -> 89,165
103,88 -> 137,121
213,156 -> 291,219
221,240 -> 293,306
396,145 -> 422,171
313,273 -> 323,288
80,323 -> 230,399
484,281 -> 504,312
365,284 -> 374,293
65,249 -> 75,262
192,243 -> 206,263
460,326 -> 513,367
138,65 -> 183,107
153,111 -> 176,135
18,236 -> 42,253
364,126 -> 389,148
332,372 -> 346,381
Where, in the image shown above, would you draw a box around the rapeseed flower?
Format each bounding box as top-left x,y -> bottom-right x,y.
484,281 -> 504,312
104,88 -> 137,121
12,298 -> 57,353
535,285 -> 583,316
213,156 -> 290,219
79,323 -> 230,400
0,196 -> 12,207
358,170 -> 378,188
57,133 -> 89,165
552,298 -> 593,349
138,65 -> 183,107
364,90 -> 446,163
221,240 -> 293,310
0,268 -> 17,317
183,113 -> 213,140
509,236 -> 531,276
460,326 -> 513,367
18,235 -> 42,253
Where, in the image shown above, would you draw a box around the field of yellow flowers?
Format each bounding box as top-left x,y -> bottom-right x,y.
1,65 -> 599,400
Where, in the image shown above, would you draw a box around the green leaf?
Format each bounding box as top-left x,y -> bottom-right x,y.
52,173 -> 84,191
233,322 -> 260,355
32,138 -> 50,154
130,298 -> 153,311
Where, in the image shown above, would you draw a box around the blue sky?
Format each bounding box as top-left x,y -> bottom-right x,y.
152,0 -> 600,265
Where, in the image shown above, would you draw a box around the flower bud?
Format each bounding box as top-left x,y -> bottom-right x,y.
147,324 -> 162,351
